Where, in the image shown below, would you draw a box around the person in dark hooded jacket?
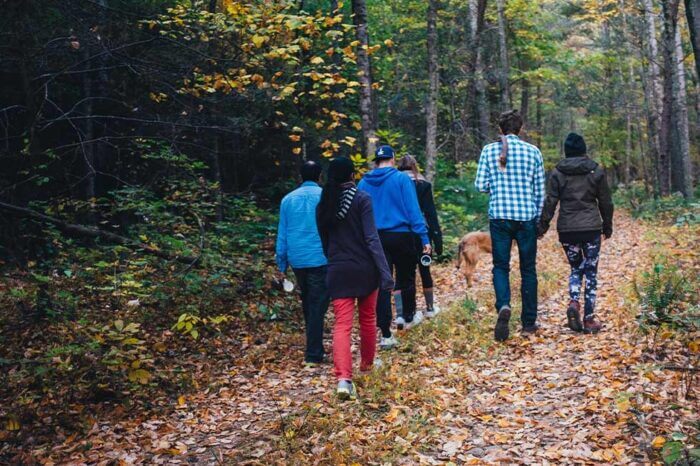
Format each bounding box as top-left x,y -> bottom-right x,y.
538,133 -> 614,334
317,157 -> 394,400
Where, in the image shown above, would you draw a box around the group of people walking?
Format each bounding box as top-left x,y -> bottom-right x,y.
276,109 -> 613,400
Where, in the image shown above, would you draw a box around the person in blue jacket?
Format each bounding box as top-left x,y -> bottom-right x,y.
276,161 -> 329,366
358,145 -> 431,349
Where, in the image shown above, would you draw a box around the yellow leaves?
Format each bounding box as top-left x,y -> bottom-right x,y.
252,35 -> 267,48
310,56 -> 325,65
128,368 -> 151,385
288,134 -> 301,142
177,395 -> 187,407
351,121 -> 362,131
384,406 -> 400,423
616,398 -> 631,412
5,416 -> 20,431
292,148 -> 301,155
384,39 -> 395,47
688,339 -> 700,353
149,92 -> 168,103
651,436 -> 666,449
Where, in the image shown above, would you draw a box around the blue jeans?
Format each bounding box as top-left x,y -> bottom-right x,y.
293,266 -> 330,363
489,219 -> 538,326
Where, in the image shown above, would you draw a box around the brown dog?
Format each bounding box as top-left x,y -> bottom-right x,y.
456,231 -> 492,287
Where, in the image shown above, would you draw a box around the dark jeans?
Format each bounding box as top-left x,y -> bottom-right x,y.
293,266 -> 330,363
377,231 -> 418,337
418,262 -> 433,289
489,219 -> 538,326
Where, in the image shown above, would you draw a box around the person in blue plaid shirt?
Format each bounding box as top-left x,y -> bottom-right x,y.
474,110 -> 545,341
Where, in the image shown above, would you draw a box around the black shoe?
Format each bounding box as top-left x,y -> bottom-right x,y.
494,306 -> 511,342
521,323 -> 540,335
566,301 -> 583,332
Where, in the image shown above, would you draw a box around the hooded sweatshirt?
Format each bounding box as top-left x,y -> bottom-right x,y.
538,156 -> 614,241
358,167 -> 430,245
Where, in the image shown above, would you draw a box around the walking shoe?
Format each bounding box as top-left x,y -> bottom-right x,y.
425,305 -> 441,318
494,306 -> 511,342
379,334 -> 398,350
360,357 -> 383,373
406,310 -> 424,329
304,361 -> 320,368
583,316 -> 602,334
521,323 -> 540,335
566,300 -> 583,332
336,380 -> 357,400
395,316 -> 406,330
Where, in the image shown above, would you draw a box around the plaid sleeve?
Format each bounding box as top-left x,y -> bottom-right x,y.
474,147 -> 491,193
532,151 -> 545,218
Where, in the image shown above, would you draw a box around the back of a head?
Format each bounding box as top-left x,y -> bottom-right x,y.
564,132 -> 587,158
497,110 -> 523,169
318,157 -> 355,229
300,160 -> 322,183
397,154 -> 419,179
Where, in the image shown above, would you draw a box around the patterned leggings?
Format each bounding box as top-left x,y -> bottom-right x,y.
561,237 -> 601,318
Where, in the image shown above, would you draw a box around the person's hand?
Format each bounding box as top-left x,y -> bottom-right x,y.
275,270 -> 286,282
381,277 -> 395,292
422,244 -> 432,255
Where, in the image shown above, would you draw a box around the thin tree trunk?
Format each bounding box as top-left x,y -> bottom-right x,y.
619,0 -> 632,184
686,0 -> 700,81
520,77 -> 530,125
659,0 -> 679,196
642,0 -> 664,193
469,0 -> 489,147
496,0 -> 511,110
671,25 -> 693,196
351,0 -> 377,162
535,84 -> 542,148
425,0 -> 439,181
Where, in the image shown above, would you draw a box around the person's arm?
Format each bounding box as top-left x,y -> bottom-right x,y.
538,169 -> 560,237
401,175 -> 430,246
422,182 -> 443,255
533,151 -> 546,220
360,196 -> 394,291
275,199 -> 289,273
596,169 -> 614,238
474,147 -> 491,193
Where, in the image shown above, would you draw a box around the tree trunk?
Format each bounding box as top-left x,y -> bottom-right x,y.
618,0 -> 632,185
425,0 -> 439,181
686,0 -> 700,81
520,77 -> 530,125
496,0 -> 510,110
659,0 -> 679,196
640,0 -> 663,193
535,84 -> 542,148
351,0 -> 377,162
671,25 -> 693,196
468,0 -> 489,148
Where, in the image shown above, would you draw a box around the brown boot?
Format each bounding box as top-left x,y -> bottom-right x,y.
566,301 -> 583,332
583,316 -> 602,334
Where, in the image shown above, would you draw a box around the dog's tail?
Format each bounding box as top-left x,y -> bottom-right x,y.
456,239 -> 464,269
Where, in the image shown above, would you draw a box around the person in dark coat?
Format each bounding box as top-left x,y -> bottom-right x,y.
317,157 -> 394,400
538,133 -> 614,334
397,155 -> 443,318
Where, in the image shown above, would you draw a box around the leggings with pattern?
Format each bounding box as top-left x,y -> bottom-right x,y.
561,237 -> 601,317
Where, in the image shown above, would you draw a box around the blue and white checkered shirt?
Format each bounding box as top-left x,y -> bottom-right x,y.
474,135 -> 545,221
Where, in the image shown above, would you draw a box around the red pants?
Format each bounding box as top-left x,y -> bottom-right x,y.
332,289 -> 378,381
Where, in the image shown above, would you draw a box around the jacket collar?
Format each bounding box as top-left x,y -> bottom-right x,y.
301,181 -> 319,188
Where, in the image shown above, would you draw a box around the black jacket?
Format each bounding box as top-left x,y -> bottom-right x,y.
405,172 -> 443,255
317,183 -> 393,299
538,157 -> 614,238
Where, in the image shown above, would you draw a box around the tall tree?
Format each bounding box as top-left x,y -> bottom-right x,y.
351,0 -> 377,161
686,0 -> 700,81
671,25 -> 693,196
496,0 -> 511,110
659,0 -> 680,195
425,0 -> 439,181
641,0 -> 664,192
468,0 -> 489,148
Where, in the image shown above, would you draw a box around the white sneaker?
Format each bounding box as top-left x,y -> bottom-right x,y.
395,316 -> 406,330
379,335 -> 398,350
407,310 -> 424,329
425,305 -> 441,318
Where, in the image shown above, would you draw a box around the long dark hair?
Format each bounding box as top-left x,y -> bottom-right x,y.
317,157 -> 354,230
397,154 -> 420,179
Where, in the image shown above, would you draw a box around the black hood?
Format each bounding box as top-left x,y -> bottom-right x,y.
556,156 -> 598,175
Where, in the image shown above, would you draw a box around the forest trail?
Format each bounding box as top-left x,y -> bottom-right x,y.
38,212 -> 694,464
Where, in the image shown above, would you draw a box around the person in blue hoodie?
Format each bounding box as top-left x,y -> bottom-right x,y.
358,145 -> 431,350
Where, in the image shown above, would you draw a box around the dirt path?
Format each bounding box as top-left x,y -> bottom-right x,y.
36,212 -> 696,464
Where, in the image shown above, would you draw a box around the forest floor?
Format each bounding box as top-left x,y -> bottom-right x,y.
13,211 -> 700,464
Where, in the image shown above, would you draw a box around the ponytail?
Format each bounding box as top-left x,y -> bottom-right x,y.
499,135 -> 508,170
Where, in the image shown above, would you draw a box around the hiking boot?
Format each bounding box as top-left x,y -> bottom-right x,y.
583,316 -> 602,334
566,300 -> 583,332
406,310 -> 424,329
395,316 -> 406,330
494,306 -> 512,342
336,380 -> 357,400
379,334 -> 398,350
521,323 -> 540,335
